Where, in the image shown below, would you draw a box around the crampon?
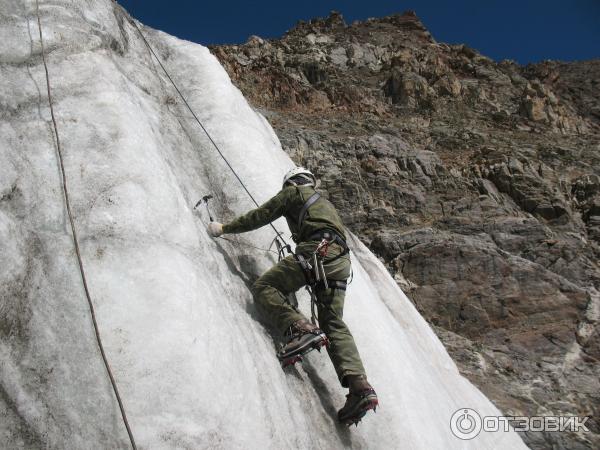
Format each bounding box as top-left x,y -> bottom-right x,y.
338,382 -> 378,427
277,328 -> 329,368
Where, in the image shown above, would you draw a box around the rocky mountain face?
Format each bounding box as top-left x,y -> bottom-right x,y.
212,11 -> 600,450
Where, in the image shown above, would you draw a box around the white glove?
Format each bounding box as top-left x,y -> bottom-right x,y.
207,222 -> 224,237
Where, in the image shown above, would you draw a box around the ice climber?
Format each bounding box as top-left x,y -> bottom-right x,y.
207,167 -> 378,425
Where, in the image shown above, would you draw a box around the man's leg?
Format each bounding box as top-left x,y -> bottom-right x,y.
317,285 -> 367,387
315,253 -> 367,387
316,255 -> 378,423
251,255 -> 307,334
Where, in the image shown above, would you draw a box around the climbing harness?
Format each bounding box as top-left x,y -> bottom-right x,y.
295,234 -> 349,325
128,17 -> 292,258
290,189 -> 352,325
35,2 -> 137,448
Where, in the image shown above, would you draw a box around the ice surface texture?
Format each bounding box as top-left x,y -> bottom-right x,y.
0,1 -> 527,448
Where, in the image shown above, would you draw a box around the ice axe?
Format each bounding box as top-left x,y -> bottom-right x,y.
193,194 -> 214,221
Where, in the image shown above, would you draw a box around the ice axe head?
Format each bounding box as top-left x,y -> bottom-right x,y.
193,194 -> 215,222
193,194 -> 213,210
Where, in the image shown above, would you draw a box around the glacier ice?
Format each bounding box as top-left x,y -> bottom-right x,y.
0,1 -> 528,448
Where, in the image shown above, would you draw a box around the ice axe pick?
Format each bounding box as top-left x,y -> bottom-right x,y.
193,194 -> 214,222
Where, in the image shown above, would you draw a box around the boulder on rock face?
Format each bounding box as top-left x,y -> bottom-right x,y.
328,46 -> 348,67
518,81 -> 590,134
521,95 -> 548,121
433,73 -> 462,96
482,157 -> 571,222
384,69 -> 433,107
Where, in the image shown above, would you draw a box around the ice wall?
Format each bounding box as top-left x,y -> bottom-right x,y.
0,1 -> 527,448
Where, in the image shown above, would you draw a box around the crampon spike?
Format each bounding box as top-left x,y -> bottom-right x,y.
281,354 -> 303,368
341,398 -> 377,427
311,336 -> 328,352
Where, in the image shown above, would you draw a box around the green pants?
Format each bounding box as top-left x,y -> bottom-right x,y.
251,242 -> 366,387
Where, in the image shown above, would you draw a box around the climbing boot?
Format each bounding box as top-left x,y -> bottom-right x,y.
277,319 -> 329,368
337,375 -> 378,426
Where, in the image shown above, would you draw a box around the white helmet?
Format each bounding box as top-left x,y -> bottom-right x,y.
282,167 -> 316,187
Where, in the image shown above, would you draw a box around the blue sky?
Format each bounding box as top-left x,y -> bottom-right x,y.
118,0 -> 599,64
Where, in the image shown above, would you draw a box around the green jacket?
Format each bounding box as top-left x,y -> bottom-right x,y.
222,185 -> 346,243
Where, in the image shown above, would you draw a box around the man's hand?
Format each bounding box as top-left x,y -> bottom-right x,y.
207,222 -> 224,237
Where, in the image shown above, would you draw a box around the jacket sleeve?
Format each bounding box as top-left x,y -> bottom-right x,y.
222,188 -> 291,234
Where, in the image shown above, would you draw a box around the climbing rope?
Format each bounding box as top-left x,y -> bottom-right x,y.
127,16 -> 291,252
35,2 -> 137,448
218,236 -> 278,255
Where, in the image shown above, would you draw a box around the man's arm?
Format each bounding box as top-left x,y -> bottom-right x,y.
221,187 -> 292,234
